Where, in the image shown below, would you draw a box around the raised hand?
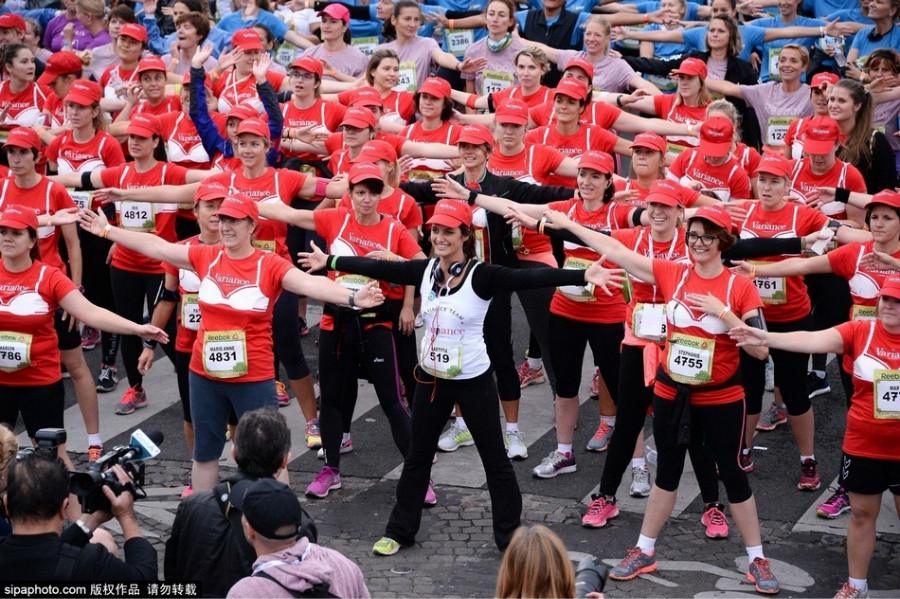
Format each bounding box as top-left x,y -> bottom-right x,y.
431,175 -> 469,201
192,43 -> 215,69
541,209 -> 571,229
729,324 -> 768,347
217,48 -> 242,72
136,324 -> 169,344
252,53 -> 272,83
585,260 -> 625,297
353,280 -> 386,308
458,57 -> 488,73
78,208 -> 110,237
504,206 -> 538,230
297,239 -> 328,272
49,207 -> 81,226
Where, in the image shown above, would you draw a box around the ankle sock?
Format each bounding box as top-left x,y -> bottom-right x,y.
746,545 -> 764,562
636,534 -> 656,554
505,421 -> 519,433
632,457 -> 646,469
557,443 -> 573,455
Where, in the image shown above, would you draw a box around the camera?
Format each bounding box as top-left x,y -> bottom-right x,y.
15,428 -> 66,461
574,557 -> 609,598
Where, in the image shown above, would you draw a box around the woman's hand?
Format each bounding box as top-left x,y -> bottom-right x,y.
613,188 -> 641,204
458,57 -> 488,73
541,209 -> 571,229
352,280 -> 385,308
136,324 -> 169,344
124,83 -> 144,105
49,207 -> 81,226
431,176 -> 469,201
504,206 -> 538,230
860,250 -> 900,272
397,154 -> 414,179
192,43 -> 215,69
721,202 -> 749,224
585,260 -> 626,296
91,188 -> 128,206
729,324 -> 768,347
729,260 -> 755,278
801,229 -> 833,251
297,240 -> 328,272
78,208 -> 110,237
686,292 -> 725,316
217,48 -> 241,72
366,246 -> 402,261
398,305 -> 415,335
618,89 -> 650,107
252,53 -> 272,84
137,347 -> 155,375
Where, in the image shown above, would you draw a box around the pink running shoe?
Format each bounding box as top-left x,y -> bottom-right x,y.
816,486 -> 851,519
517,361 -> 545,388
424,480 -> 437,507
306,465 -> 342,498
581,495 -> 619,528
701,503 -> 729,539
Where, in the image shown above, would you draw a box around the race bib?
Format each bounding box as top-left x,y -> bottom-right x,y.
252,239 -> 276,252
0,332 -> 31,373
420,337 -> 463,379
558,256 -> 596,302
851,304 -> 877,321
667,332 -> 714,384
474,228 -> 487,261
645,73 -> 677,93
394,62 -> 417,92
751,266 -> 787,305
181,293 -> 201,331
274,42 -> 300,66
335,273 -> 373,293
874,369 -> 900,420
481,69 -> 514,96
444,29 -> 475,58
118,201 -> 155,232
633,302 -> 666,341
67,189 -> 92,211
511,221 -> 523,250
766,116 -> 792,147
202,330 -> 248,379
351,36 -> 379,56
768,47 -> 783,80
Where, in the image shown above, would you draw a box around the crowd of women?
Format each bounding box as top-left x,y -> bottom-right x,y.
0,0 -> 898,596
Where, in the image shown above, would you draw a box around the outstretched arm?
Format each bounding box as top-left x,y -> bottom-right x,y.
730,325 -> 844,355
78,209 -> 192,270
257,202 -> 317,230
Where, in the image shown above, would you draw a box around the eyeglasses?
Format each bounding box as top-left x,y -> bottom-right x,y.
289,71 -> 316,80
686,232 -> 718,247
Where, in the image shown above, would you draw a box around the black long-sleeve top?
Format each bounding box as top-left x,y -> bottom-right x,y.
838,131 -> 898,194
401,171 -> 576,268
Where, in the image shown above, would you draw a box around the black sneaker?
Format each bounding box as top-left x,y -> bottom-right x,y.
96,364 -> 119,393
807,372 -> 830,399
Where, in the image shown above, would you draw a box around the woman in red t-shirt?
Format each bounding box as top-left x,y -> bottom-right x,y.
668,116 -> 752,202
730,276 -> 900,599
0,44 -> 47,132
543,203 -> 779,594
400,77 -> 462,182
614,132 -> 710,209
259,163 -> 426,500
327,49 -> 416,126
0,204 -> 166,469
99,23 -> 146,111
114,56 -> 182,123
78,193 -> 384,491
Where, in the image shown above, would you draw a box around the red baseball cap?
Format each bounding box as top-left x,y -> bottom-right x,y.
418,77 -> 451,99
236,118 -> 270,140
690,205 -> 732,232
630,132 -> 667,153
426,199 -> 473,228
137,56 -> 167,76
37,51 -> 83,86
755,154 -> 792,178
227,104 -> 262,123
869,189 -> 900,210
802,116 -> 840,155
495,101 -> 529,126
878,275 -> 900,300
348,162 -> 384,185
289,56 -> 324,78
457,124 -> 494,148
563,57 -> 595,82
554,77 -> 588,102
232,28 -> 264,51
810,72 -> 840,90
341,106 -> 378,129
646,180 -> 683,207
350,87 -> 383,108
126,113 -> 162,138
0,14 -> 27,32
670,57 -> 708,79
319,3 -> 351,23
578,151 -> 614,175
352,139 -> 398,164
195,180 -> 229,204
0,205 -> 38,231
3,127 -> 41,151
216,194 -> 259,222
699,116 -> 734,157
65,79 -> 102,106
119,23 -> 148,43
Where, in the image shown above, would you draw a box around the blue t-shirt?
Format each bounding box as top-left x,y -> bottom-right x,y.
804,0 -> 852,19
516,10 -> 590,48
642,23 -> 690,58
850,24 -> 900,68
633,1 -> 701,20
682,24 -> 766,62
750,16 -> 823,82
217,9 -> 289,41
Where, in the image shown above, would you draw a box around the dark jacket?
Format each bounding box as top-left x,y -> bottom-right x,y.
522,9 -> 582,87
0,525 -> 157,581
838,130 -> 898,193
624,52 -> 763,150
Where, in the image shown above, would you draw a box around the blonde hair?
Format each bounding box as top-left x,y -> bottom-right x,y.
706,98 -> 742,141
586,15 -> 612,35
780,44 -> 810,67
515,47 -> 551,73
76,0 -> 105,19
0,424 -> 18,489
495,525 -> 576,598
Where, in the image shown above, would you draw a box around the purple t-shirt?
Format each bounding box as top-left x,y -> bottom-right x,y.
555,49 -> 636,93
302,44 -> 369,80
740,81 -> 813,146
461,37 -> 525,96
379,37 -> 440,92
706,57 -> 727,81
44,16 -> 111,52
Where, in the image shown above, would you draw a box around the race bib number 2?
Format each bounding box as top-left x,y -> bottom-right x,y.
202,330 -> 248,379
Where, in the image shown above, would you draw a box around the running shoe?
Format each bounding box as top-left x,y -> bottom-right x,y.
833,582 -> 868,599
95,364 -> 119,393
81,326 -> 99,350
746,557 -> 780,595
181,485 -> 193,499
817,486 -> 851,519
630,464 -> 651,497
517,361 -> 545,388
316,437 -> 354,459
701,503 -> 729,539
437,423 -> 473,452
581,495 -> 619,528
756,403 -> 787,431
305,465 -> 341,498
87,445 -> 103,462
424,480 -> 437,507
275,380 -> 290,407
298,316 -> 310,337
114,386 -> 147,415
807,372 -> 831,399
798,458 -> 822,491
305,418 -> 322,449
590,367 -> 600,399
586,421 -> 614,452
504,430 -> 528,460
532,450 -> 576,478
373,537 -> 401,556
609,547 -> 657,581
739,449 -> 754,473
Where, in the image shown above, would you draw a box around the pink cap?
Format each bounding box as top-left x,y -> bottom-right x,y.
319,3 -> 351,23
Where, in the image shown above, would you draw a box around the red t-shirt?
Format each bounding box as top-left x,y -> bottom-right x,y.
100,64 -> 138,99
208,168 -> 310,258
212,70 -> 285,113
828,241 -> 900,319
158,111 -> 212,170
493,85 -> 553,108
188,244 -> 293,382
0,80 -> 47,130
735,143 -> 762,177
164,236 -> 218,353
524,125 -> 618,187
0,261 -> 77,386
529,100 -> 622,129
335,187 -> 422,231
401,121 -> 461,181
132,96 -> 182,117
789,158 -> 867,220
736,201 -> 827,323
45,129 -> 127,210
613,178 -> 702,209
548,198 -> 631,323
43,91 -> 65,129
668,148 -> 751,202
281,98 -> 347,162
652,94 -> 705,153
653,259 -> 763,405
100,162 -> 188,273
836,319 -> 900,461
337,89 -> 416,121
0,177 -> 75,270
324,132 -> 405,177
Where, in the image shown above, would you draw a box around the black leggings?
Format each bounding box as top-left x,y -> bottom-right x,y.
80,228 -> 119,366
515,260 -> 558,393
319,317 -> 410,469
176,349 -> 192,423
548,313 -> 622,400
740,351 -> 766,417
483,289 -> 520,402
769,315 -> 814,416
807,274 -> 851,372
110,267 -> 176,387
386,368 -> 521,550
653,395 -> 752,504
598,345 -> 720,504
272,290 -> 310,380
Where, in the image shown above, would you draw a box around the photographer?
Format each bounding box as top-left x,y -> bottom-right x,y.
0,424 -> 17,537
0,454 -> 157,580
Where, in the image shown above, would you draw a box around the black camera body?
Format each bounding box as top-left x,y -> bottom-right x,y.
69,446 -> 148,514
574,557 -> 609,598
15,428 -> 66,461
